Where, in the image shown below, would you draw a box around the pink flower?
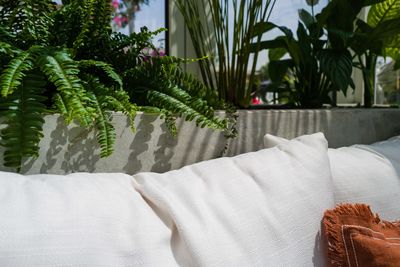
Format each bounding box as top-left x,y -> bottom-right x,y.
112,0 -> 119,9
113,16 -> 122,27
150,49 -> 166,58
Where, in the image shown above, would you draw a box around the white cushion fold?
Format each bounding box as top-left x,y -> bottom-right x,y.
264,133 -> 400,221
0,172 -> 178,267
133,133 -> 334,267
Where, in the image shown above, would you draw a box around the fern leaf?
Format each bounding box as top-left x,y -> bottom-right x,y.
0,50 -> 34,96
94,103 -> 115,158
147,89 -> 227,130
81,74 -> 137,156
78,60 -> 123,88
0,41 -> 21,56
53,92 -> 73,122
86,90 -> 116,158
108,89 -> 138,132
38,50 -> 94,125
0,72 -> 47,170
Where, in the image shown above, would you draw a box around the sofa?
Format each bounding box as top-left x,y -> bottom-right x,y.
0,133 -> 399,266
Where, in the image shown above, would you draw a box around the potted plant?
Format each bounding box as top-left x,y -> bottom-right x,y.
253,0 -> 400,108
0,0 -> 227,171
175,0 -> 277,108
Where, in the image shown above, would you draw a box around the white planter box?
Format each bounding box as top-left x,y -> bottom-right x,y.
1,109 -> 400,174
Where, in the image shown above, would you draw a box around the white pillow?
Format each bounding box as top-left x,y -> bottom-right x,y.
264,134 -> 400,221
133,133 -> 334,267
0,172 -> 178,267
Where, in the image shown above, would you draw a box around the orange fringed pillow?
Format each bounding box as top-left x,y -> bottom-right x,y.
323,203 -> 400,267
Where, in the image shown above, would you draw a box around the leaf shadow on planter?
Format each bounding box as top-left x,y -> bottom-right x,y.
39,117 -> 69,174
150,122 -> 179,173
67,126 -> 101,173
123,115 -> 158,174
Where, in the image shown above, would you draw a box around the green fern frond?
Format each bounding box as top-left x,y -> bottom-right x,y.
87,90 -> 116,158
72,0 -> 97,51
108,89 -> 138,132
147,89 -> 226,130
0,0 -> 55,47
53,92 -> 72,120
163,61 -> 219,103
0,25 -> 15,44
78,60 -> 123,88
0,72 -> 47,170
0,50 -> 35,97
159,109 -> 178,136
38,50 -> 94,125
72,0 -> 112,54
155,55 -> 209,65
0,41 -> 21,57
83,74 -> 137,132
82,75 -> 136,157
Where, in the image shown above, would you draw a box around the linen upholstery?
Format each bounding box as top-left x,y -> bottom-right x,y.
133,133 -> 334,267
0,172 -> 178,267
264,134 -> 400,221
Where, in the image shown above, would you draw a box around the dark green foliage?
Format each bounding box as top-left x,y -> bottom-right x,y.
253,0 -> 400,108
0,0 -> 226,170
316,0 -> 400,107
0,0 -> 56,48
0,72 -> 47,171
123,56 -> 226,130
175,0 -> 277,108
252,15 -> 354,108
50,0 -> 225,126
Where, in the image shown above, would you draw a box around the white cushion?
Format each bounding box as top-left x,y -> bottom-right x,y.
133,133 -> 334,267
264,134 -> 400,221
0,172 -> 178,267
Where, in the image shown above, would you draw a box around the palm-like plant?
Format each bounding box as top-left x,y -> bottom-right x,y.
0,0 -> 226,171
175,0 -> 277,108
250,10 -> 354,108
318,0 -> 400,107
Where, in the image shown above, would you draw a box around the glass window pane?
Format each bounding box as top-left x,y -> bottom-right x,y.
377,58 -> 400,105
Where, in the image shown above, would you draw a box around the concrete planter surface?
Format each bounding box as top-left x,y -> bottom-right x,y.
1,109 -> 399,174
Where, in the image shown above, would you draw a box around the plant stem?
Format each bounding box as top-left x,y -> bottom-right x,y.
359,53 -> 377,108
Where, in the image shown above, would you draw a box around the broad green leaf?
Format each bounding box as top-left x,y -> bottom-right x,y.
299,9 -> 315,29
269,48 -> 287,61
251,22 -> 276,38
319,49 -> 353,94
249,39 -> 287,52
368,0 -> 400,27
268,60 -> 294,83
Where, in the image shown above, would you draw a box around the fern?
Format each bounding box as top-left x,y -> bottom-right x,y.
38,50 -> 94,125
88,90 -> 116,158
72,0 -> 113,58
0,72 -> 47,170
0,0 -> 228,171
78,60 -> 123,88
82,75 -> 137,156
0,0 -> 55,48
147,90 -> 226,130
124,56 -> 227,131
0,50 -> 34,96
